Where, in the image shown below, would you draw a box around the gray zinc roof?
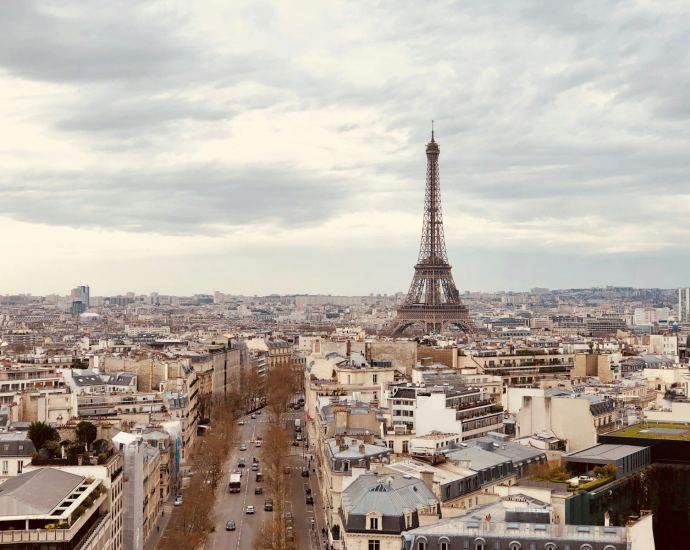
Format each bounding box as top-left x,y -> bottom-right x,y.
0,468 -> 85,517
341,474 -> 436,516
445,446 -> 511,471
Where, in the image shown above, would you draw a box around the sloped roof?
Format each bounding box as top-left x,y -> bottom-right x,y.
341,474 -> 436,516
0,468 -> 84,517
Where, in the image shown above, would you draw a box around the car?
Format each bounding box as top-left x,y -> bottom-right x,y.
298,398 -> 305,404
284,512 -> 293,526
306,496 -> 314,505
283,466 -> 291,474
238,458 -> 246,468
301,469 -> 310,477
296,434 -> 303,441
226,521 -> 236,531
295,426 -> 302,433
238,420 -> 245,425
286,526 -> 294,541
256,472 -> 263,482
255,441 -> 262,448
292,440 -> 300,446
251,414 -> 257,419
174,496 -> 183,506
246,506 -> 255,514
240,444 -> 247,451
264,499 -> 273,511
255,487 -> 263,495
252,464 -> 259,471
256,410 -> 261,415
187,469 -> 195,477
234,469 -> 242,478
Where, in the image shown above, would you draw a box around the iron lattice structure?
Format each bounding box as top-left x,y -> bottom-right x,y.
390,128 -> 476,336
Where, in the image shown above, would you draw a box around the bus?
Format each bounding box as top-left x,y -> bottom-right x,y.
229,473 -> 241,493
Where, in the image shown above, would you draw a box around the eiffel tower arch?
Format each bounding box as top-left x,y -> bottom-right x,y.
389,126 -> 476,336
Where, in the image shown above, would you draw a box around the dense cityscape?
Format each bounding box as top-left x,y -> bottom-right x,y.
3,2 -> 689,550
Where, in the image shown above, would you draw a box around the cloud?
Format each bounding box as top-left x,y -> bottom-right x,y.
0,0 -> 689,293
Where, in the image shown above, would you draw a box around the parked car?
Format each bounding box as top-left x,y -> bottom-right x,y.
174,496 -> 183,506
296,434 -> 303,441
238,420 -> 245,425
255,487 -> 263,495
301,469 -> 310,477
246,506 -> 255,514
295,426 -> 302,433
226,521 -> 236,531
284,512 -> 293,527
286,526 -> 294,541
306,496 -> 314,505
292,440 -> 300,446
264,499 -> 273,511
187,469 -> 195,477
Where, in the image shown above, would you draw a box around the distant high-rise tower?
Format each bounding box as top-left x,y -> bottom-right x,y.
390,126 -> 476,335
679,288 -> 690,322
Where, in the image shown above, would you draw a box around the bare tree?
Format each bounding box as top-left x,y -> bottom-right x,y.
252,518 -> 296,550
260,424 -> 292,517
158,476 -> 214,550
265,363 -> 297,424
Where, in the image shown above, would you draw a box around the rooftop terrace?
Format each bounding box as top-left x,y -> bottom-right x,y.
609,422 -> 690,441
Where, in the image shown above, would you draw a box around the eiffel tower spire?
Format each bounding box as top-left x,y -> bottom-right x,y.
390,126 -> 476,335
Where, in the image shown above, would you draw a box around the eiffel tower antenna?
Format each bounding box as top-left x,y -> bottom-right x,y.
389,126 -> 476,336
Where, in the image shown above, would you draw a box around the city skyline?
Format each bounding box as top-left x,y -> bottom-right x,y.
2,2 -> 690,295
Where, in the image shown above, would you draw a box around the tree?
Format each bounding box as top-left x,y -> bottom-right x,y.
27,421 -> 59,453
265,364 -> 297,424
260,424 -> 292,517
75,421 -> 97,449
252,518 -> 295,550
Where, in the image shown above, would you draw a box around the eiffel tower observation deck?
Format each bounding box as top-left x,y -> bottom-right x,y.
390,125 -> 476,336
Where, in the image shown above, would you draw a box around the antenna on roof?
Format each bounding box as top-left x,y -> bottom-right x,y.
431,120 -> 435,142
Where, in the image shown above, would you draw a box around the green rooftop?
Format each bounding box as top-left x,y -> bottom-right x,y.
611,422 -> 690,441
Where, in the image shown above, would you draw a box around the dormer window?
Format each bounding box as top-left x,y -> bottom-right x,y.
369,517 -> 378,530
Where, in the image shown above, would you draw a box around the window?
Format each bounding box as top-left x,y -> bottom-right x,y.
494,544 -> 501,550
373,374 -> 378,383
17,461 -> 22,474
2,461 -> 7,475
369,517 -> 378,530
402,441 -> 409,453
441,542 -> 449,550
368,541 -> 380,550
418,543 -> 426,550
463,541 -> 470,549
530,544 -> 537,550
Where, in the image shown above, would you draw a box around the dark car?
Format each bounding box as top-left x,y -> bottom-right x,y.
292,440 -> 300,446
306,496 -> 314,505
256,472 -> 263,482
238,458 -> 246,468
255,487 -> 263,495
226,521 -> 236,531
264,499 -> 273,511
301,469 -> 310,477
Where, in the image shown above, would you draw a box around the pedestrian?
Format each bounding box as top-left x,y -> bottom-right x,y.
157,525 -> 160,533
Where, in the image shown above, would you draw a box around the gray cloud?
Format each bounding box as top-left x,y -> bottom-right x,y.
1,0 -> 690,290
0,164 -> 353,235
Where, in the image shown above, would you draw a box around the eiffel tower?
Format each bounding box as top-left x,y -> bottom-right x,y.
390,125 -> 476,336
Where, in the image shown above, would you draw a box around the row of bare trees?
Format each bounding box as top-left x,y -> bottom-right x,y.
252,361 -> 304,550
159,392 -> 241,550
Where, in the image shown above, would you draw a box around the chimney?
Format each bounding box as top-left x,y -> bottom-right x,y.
359,444 -> 366,454
420,470 -> 434,492
339,444 -> 349,452
335,434 -> 344,445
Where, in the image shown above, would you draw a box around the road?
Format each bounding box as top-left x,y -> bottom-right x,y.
205,408 -> 318,550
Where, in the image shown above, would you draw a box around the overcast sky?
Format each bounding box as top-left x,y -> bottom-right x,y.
2,0 -> 689,297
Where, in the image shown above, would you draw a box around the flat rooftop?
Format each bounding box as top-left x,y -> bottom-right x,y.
564,443 -> 647,462
608,422 -> 690,441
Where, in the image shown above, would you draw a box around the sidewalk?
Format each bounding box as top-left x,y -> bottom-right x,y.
144,493 -> 176,550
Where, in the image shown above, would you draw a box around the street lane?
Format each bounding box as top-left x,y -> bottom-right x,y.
205,408 -> 309,550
